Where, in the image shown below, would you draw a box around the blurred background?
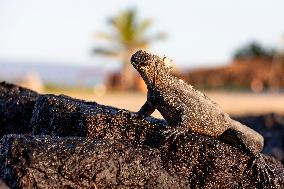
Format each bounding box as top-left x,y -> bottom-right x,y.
1,0 -> 284,117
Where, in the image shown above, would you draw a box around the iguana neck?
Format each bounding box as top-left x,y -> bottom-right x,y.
141,69 -> 171,90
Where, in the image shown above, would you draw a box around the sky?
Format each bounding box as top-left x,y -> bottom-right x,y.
0,0 -> 284,68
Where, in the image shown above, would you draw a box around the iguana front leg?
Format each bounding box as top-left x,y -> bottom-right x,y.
138,100 -> 156,117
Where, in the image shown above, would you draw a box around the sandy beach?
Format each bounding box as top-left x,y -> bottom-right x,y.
48,90 -> 284,118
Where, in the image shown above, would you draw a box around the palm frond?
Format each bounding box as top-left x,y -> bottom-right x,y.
95,32 -> 117,42
136,32 -> 166,46
136,19 -> 152,38
93,47 -> 120,57
94,8 -> 166,57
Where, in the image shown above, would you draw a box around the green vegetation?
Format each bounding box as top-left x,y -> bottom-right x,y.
233,42 -> 275,59
93,8 -> 165,89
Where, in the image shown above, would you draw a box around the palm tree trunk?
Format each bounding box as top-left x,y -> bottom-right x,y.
120,62 -> 135,90
119,51 -> 136,90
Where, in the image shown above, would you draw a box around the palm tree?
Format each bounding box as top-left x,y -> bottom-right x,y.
93,8 -> 165,90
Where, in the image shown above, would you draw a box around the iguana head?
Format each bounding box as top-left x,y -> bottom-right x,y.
131,50 -> 173,86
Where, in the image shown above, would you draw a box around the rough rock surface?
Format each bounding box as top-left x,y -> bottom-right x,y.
30,94 -> 167,147
1,133 -> 283,189
0,135 -> 185,189
0,82 -> 284,188
0,82 -> 38,137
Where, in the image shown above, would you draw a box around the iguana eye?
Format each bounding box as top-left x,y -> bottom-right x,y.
139,61 -> 148,66
138,60 -> 150,67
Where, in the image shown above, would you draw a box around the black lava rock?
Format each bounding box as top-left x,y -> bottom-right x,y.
0,82 -> 284,188
30,94 -> 167,147
0,82 -> 38,137
1,133 -> 283,188
0,134 -> 185,188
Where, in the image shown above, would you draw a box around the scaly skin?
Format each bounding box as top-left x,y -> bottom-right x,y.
131,50 -> 264,155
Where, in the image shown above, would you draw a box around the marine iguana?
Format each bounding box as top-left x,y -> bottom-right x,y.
130,50 -> 264,156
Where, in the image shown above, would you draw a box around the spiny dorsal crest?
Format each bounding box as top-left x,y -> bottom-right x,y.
162,56 -> 173,70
